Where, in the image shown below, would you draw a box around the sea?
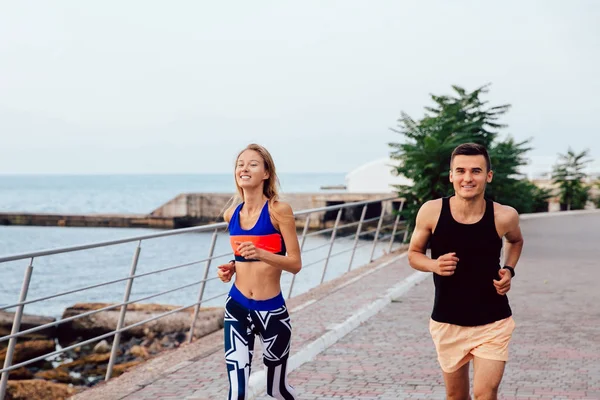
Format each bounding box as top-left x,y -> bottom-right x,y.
0,174 -> 394,318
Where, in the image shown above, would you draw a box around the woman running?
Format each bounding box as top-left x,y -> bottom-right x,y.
217,143 -> 301,400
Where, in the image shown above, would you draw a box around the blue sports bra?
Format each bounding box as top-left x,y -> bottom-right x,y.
228,201 -> 287,262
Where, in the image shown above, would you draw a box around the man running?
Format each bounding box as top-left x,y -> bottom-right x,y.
408,143 -> 524,400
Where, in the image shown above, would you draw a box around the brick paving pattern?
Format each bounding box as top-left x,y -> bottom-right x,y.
75,212 -> 600,400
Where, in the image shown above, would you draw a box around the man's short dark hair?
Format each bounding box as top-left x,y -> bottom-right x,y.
451,143 -> 492,171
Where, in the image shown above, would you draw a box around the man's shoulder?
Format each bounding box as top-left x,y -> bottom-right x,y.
418,198 -> 444,225
492,202 -> 519,225
421,198 -> 443,212
492,201 -> 518,216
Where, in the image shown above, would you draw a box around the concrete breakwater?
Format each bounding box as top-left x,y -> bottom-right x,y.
0,192 -> 399,230
0,213 -> 174,229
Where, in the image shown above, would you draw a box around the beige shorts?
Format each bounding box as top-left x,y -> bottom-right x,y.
429,316 -> 516,373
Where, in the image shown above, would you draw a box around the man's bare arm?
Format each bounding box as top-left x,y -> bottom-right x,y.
408,202 -> 436,273
408,200 -> 459,276
501,206 -> 524,269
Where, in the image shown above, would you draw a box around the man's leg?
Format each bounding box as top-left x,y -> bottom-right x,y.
442,362 -> 471,400
471,317 -> 514,400
472,357 -> 505,400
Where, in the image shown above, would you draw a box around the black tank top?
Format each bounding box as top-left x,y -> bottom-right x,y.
429,196 -> 511,326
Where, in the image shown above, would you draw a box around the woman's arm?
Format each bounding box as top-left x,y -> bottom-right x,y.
223,205 -> 235,223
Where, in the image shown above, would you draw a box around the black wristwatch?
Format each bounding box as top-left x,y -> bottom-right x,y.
503,265 -> 515,278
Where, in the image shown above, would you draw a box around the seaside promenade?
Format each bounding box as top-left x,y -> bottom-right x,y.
73,211 -> 600,400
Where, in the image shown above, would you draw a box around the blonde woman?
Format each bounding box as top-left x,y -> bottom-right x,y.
217,143 -> 301,400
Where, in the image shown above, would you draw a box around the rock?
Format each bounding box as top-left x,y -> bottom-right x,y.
87,359 -> 143,378
173,331 -> 187,343
126,336 -> 143,347
93,340 -> 111,354
60,352 -> 112,369
0,311 -> 56,343
128,345 -> 149,359
34,367 -> 70,382
34,367 -> 84,385
8,367 -> 34,380
6,379 -> 79,400
57,303 -> 224,345
111,360 -> 142,377
159,336 -> 172,345
143,327 -> 156,341
0,340 -> 55,366
148,340 -> 163,354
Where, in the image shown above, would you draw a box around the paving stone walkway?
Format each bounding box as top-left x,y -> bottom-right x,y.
76,211 -> 600,400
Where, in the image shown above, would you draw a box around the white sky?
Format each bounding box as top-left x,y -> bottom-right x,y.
1,0 -> 599,175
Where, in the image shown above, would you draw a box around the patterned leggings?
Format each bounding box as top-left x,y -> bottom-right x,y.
224,285 -> 297,400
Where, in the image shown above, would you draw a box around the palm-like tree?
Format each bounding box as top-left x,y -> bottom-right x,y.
551,148 -> 592,210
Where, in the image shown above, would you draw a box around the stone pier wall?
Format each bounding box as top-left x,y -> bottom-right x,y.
0,193 -> 399,230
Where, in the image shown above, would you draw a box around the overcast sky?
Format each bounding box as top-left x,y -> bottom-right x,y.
1,1 -> 598,175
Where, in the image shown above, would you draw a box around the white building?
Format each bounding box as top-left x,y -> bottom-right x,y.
345,158 -> 412,193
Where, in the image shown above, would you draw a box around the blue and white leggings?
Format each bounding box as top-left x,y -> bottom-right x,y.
224,285 -> 297,400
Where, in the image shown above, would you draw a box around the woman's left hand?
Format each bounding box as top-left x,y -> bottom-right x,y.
235,241 -> 264,260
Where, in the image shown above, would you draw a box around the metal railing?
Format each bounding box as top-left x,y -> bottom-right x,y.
0,196 -> 406,399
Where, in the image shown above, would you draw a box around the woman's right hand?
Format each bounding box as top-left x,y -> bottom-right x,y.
217,262 -> 236,283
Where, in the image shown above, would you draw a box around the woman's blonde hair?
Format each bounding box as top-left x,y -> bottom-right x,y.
224,144 -> 281,219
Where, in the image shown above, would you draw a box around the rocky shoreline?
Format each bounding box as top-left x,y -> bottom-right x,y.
1,303 -> 224,400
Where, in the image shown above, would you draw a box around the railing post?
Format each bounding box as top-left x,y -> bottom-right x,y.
105,241 -> 142,381
287,216 -> 310,299
402,227 -> 409,244
348,204 -> 368,272
188,229 -> 219,343
388,200 -> 404,253
369,204 -> 387,262
320,209 -> 343,284
0,258 -> 34,400
387,214 -> 401,253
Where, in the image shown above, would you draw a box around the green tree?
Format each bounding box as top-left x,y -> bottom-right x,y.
551,148 -> 592,210
503,180 -> 553,213
530,183 -> 554,213
389,85 -> 535,239
593,180 -> 600,209
484,137 -> 534,211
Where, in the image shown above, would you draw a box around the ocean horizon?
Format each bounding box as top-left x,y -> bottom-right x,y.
0,172 -> 347,214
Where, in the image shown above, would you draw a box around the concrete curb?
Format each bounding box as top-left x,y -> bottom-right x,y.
520,209 -> 600,220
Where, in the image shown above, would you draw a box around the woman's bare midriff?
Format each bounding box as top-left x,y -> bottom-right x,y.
234,261 -> 283,300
